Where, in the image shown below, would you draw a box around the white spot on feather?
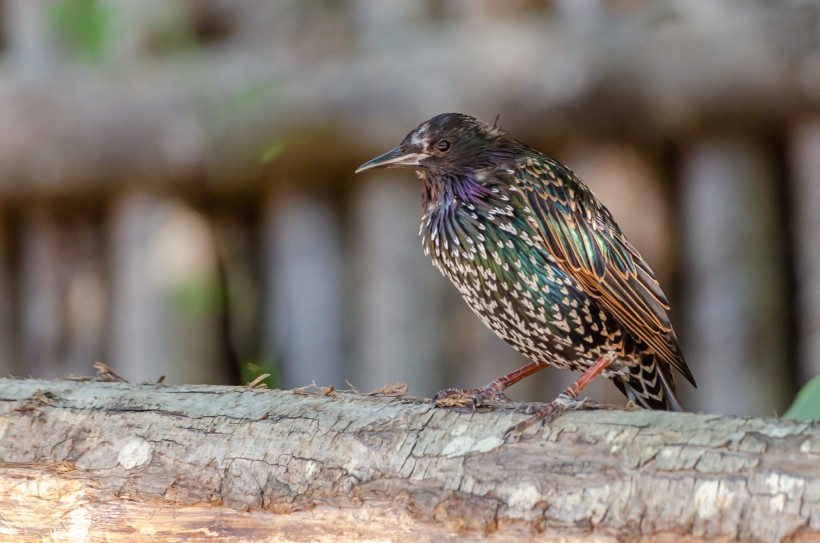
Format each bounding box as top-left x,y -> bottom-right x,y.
410,125 -> 428,146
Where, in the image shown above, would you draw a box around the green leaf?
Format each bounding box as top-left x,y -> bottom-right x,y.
260,140 -> 287,165
169,277 -> 223,315
241,359 -> 280,389
784,374 -> 820,421
50,0 -> 112,62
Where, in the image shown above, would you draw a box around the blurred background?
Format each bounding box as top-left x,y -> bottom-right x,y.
0,0 -> 817,417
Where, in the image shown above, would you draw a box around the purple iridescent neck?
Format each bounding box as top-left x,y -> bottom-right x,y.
421,170 -> 492,215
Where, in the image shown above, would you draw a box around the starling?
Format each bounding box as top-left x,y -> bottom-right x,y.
356,113 -> 696,430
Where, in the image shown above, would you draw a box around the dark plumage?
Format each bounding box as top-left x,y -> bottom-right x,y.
356,113 -> 695,424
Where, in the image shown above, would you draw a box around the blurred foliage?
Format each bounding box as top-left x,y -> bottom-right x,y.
261,140 -> 288,165
241,360 -> 280,389
784,375 -> 820,421
51,0 -> 285,163
50,0 -> 112,62
209,77 -> 290,166
140,2 -> 200,55
50,0 -> 200,63
211,78 -> 282,129
206,76 -> 286,165
170,277 -> 224,316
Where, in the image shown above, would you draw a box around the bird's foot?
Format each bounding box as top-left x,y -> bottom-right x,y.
503,393 -> 601,439
432,385 -> 513,410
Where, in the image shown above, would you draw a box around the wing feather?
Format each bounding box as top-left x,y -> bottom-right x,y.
510,157 -> 696,386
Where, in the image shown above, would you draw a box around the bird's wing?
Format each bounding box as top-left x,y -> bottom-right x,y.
508,156 -> 695,386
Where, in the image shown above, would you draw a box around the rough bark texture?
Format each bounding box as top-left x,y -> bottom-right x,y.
0,378 -> 818,542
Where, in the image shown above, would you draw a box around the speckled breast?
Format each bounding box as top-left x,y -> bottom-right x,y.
421,199 -> 627,373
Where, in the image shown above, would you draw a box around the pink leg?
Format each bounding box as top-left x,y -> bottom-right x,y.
505,356 -> 613,437
562,355 -> 612,399
433,361 -> 547,408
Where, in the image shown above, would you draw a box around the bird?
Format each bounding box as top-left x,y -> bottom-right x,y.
355,113 -> 695,432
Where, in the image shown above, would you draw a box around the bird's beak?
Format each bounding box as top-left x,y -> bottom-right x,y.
355,146 -> 426,173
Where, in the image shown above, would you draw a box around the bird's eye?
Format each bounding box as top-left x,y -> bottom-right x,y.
437,140 -> 451,152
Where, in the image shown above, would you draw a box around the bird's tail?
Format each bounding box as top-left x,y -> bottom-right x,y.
613,355 -> 684,411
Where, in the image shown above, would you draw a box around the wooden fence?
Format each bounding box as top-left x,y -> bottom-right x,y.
0,0 -> 818,416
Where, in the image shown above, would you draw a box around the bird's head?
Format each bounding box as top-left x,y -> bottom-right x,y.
356,113 -> 514,177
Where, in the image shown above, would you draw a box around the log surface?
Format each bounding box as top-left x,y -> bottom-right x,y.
0,378 -> 818,542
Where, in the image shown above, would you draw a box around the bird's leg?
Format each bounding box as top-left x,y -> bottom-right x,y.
432,361 -> 547,408
504,356 -> 613,438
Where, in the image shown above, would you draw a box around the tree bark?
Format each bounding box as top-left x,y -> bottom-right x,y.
0,379 -> 818,542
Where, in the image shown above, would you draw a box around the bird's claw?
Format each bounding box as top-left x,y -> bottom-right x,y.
503,393 -> 600,440
432,385 -> 513,410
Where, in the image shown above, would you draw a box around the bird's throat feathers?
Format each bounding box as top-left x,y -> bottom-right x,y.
420,169 -> 495,218
419,165 -> 522,264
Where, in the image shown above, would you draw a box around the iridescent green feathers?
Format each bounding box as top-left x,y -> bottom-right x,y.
509,155 -> 695,387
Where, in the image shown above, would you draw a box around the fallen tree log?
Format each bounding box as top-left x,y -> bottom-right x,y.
0,378 -> 817,542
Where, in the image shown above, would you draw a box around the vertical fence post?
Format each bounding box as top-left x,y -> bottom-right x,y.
790,121 -> 820,384
262,192 -> 345,389
20,206 -> 63,376
680,138 -> 790,415
349,175 -> 444,396
0,216 -> 16,375
4,0 -> 59,73
109,190 -> 227,384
